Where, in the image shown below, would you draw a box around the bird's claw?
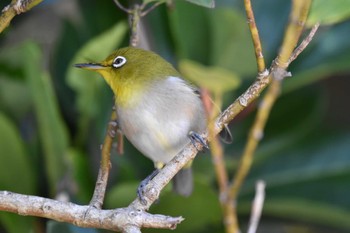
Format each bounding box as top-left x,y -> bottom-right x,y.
137,169 -> 159,205
189,131 -> 209,151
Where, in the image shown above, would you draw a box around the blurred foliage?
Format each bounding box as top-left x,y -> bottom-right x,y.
0,0 -> 350,233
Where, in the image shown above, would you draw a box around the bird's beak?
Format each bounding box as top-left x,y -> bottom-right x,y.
74,63 -> 106,71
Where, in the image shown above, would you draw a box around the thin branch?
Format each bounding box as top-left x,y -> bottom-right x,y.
244,0 -> 266,73
203,90 -> 237,233
228,76 -> 281,201
129,4 -> 142,47
89,111 -> 118,208
203,90 -> 229,196
289,22 -> 320,64
0,191 -> 183,231
0,0 -> 43,33
277,0 -> 312,67
141,1 -> 165,17
247,181 -> 265,233
113,0 -> 132,13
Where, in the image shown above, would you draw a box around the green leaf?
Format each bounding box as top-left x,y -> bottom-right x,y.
23,41 -> 69,194
185,0 -> 215,8
307,0 -> 350,26
209,8 -> 256,77
0,114 -> 36,193
66,149 -> 94,203
179,59 -> 241,94
0,76 -> 31,119
168,1 -> 210,62
239,198 -> 350,230
0,113 -> 36,233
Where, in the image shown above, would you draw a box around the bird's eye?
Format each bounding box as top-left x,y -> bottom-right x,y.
112,56 -> 127,68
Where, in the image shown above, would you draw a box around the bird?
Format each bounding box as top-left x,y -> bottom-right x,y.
75,47 -> 219,201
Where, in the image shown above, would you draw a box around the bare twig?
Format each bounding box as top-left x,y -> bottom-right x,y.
141,1 -> 165,17
113,0 -> 132,13
89,111 -> 118,208
289,22 -> 320,64
247,181 -> 266,233
0,0 -> 43,33
276,0 -> 312,67
228,75 -> 281,199
0,191 -> 183,231
244,0 -> 266,73
129,4 -> 142,47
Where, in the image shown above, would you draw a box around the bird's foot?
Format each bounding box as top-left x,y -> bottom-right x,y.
137,169 -> 159,205
188,131 -> 209,151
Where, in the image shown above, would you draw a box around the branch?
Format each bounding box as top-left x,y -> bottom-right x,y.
0,191 -> 183,232
0,0 -> 43,33
88,111 -> 118,208
247,181 -> 265,233
244,0 -> 266,73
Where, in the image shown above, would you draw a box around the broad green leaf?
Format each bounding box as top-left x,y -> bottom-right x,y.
168,1 -> 210,62
186,0 -> 215,8
66,21 -> 127,119
179,59 -> 240,94
209,8 -> 256,77
23,42 -> 69,194
244,133 -> 350,193
0,76 -> 31,119
0,113 -> 36,233
66,149 -> 94,203
307,0 -> 350,26
0,114 -> 36,193
0,46 -> 31,119
239,198 -> 350,230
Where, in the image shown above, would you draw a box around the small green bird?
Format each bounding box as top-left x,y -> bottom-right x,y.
75,47 -> 210,198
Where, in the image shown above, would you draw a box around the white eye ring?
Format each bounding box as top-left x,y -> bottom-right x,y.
112,56 -> 127,68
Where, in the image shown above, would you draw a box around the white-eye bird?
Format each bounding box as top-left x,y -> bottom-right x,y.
75,47 -> 212,199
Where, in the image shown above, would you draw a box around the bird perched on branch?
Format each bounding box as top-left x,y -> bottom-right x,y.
75,47 -> 228,201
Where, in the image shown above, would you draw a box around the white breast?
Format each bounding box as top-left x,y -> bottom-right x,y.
116,76 -> 206,164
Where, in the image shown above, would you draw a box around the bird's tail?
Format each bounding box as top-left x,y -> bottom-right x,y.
172,167 -> 193,197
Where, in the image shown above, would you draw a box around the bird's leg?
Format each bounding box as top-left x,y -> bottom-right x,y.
137,169 -> 160,205
189,131 -> 209,151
